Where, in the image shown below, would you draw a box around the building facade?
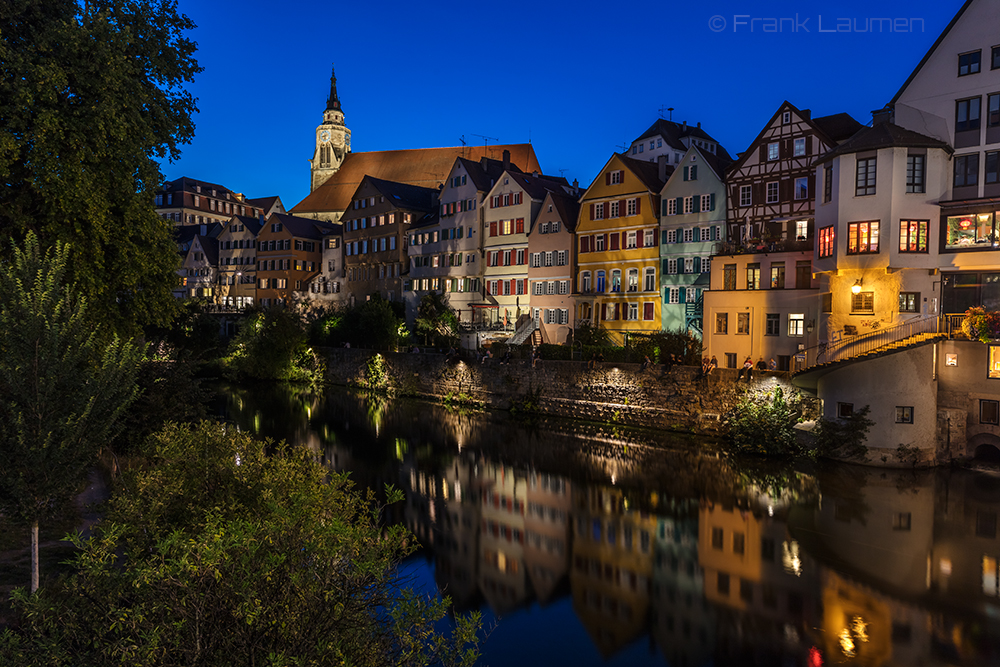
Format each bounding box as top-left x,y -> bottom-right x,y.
256,213 -> 336,307
215,215 -> 262,308
528,191 -> 580,344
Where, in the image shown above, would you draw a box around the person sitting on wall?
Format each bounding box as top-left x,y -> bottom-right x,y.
700,356 -> 711,377
531,347 -> 542,368
640,354 -> 651,372
708,356 -> 718,374
737,356 -> 754,381
500,350 -> 512,365
588,351 -> 601,370
755,357 -> 767,371
482,348 -> 493,364
769,357 -> 777,371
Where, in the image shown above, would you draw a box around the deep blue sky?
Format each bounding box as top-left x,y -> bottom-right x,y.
161,0 -> 961,209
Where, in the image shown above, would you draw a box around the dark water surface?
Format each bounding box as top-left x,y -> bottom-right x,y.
215,383 -> 1000,667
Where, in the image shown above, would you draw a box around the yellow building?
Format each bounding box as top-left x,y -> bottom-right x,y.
575,154 -> 669,344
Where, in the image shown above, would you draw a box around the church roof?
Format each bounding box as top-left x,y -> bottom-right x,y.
292,143 -> 541,216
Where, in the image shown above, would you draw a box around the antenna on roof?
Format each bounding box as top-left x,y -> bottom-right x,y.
617,142 -> 630,153
459,135 -> 467,159
472,134 -> 499,159
659,106 -> 674,120
558,169 -> 567,178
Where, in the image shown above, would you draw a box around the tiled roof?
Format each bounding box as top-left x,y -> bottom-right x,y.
812,113 -> 866,143
547,191 -> 581,233
365,177 -> 439,212
634,118 -> 717,148
815,122 -> 953,164
194,235 -> 218,265
292,144 -> 540,215
245,196 -> 280,213
228,215 -> 264,236
162,176 -> 234,196
267,213 -> 339,240
622,154 -> 671,192
507,171 -> 573,201
456,156 -> 521,192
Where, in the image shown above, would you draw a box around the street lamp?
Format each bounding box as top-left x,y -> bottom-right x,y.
851,278 -> 863,295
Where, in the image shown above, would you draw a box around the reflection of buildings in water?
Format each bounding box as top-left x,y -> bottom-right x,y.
570,484 -> 656,657
432,453 -> 482,609
650,500 -> 715,667
523,470 -> 572,605
928,471 -> 1000,660
698,500 -> 820,660
477,458 -> 530,613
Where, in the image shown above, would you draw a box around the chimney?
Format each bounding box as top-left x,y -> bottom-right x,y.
200,224 -> 207,236
503,149 -> 510,172
871,105 -> 894,125
480,156 -> 489,170
682,120 -> 687,130
697,121 -> 701,129
532,170 -> 539,178
573,178 -> 579,189
658,154 -> 668,182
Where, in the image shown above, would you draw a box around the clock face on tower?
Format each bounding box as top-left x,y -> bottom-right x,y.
320,130 -> 330,142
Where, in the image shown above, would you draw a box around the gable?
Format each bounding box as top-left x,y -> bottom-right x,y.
891,0 -> 977,104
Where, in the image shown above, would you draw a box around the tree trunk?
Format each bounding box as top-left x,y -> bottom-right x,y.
31,520 -> 39,593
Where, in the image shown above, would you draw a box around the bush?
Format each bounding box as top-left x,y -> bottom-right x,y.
224,307 -> 317,382
814,405 -> 873,461
726,388 -> 803,457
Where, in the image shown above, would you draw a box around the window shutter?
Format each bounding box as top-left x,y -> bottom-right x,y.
615,303 -> 620,320
675,197 -> 682,214
601,303 -> 607,320
581,236 -> 589,253
522,279 -> 527,294
604,233 -> 609,250
694,256 -> 701,273
619,199 -> 625,217
692,165 -> 698,179
710,193 -> 716,211
661,230 -> 669,245
806,136 -> 813,155
693,196 -> 700,213
679,288 -> 686,304
606,173 -> 611,186
691,227 -> 699,242
683,166 -> 689,181
509,279 -> 515,295
621,231 -> 628,248
781,179 -> 791,202
636,199 -> 641,215
590,203 -> 595,220
516,218 -> 524,233
636,231 -> 643,248
490,221 -> 497,237
662,200 -> 668,216
807,173 -> 815,198
661,259 -> 668,273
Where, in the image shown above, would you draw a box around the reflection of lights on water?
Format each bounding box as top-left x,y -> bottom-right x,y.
808,646 -> 823,667
838,629 -> 855,657
454,480 -> 462,502
768,505 -> 774,517
941,558 -> 952,575
395,438 -> 408,461
782,540 -> 802,576
306,406 -> 312,420
611,474 -> 616,485
253,412 -> 261,432
851,616 -> 868,643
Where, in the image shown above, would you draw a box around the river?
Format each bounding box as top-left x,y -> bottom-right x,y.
214,383 -> 1000,666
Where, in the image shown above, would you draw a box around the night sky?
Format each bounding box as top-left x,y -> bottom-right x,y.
160,0 -> 961,209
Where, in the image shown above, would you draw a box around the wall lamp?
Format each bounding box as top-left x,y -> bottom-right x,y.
851,278 -> 863,295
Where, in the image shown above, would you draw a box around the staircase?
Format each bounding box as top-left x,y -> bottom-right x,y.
792,316 -> 944,381
684,294 -> 703,337
508,315 -> 539,346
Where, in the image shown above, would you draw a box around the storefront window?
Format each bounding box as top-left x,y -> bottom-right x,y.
990,346 -> 1000,379
945,212 -> 999,249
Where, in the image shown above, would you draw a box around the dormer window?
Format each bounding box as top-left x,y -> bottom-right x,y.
959,50 -> 981,76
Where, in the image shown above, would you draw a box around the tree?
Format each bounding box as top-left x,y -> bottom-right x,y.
0,422 -> 482,667
0,234 -> 143,592
414,292 -> 458,347
0,0 -> 202,337
224,307 -> 321,383
726,387 -> 802,458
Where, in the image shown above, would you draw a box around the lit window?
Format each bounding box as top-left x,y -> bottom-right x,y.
847,221 -> 879,254
767,142 -> 779,160
895,407 -> 914,424
899,220 -> 928,252
788,313 -> 804,337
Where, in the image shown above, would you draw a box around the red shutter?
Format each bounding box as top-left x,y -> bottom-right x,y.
644,302 -> 654,320
490,221 -> 497,237
521,279 -> 527,294
603,233 -> 609,250
601,304 -> 607,320
580,236 -> 588,253
509,279 -> 515,295
636,198 -> 641,215
516,218 -> 524,234
606,173 -> 611,186
636,230 -> 644,248
615,303 -> 620,320
619,199 -> 626,217
622,231 -> 628,248
590,203 -> 595,220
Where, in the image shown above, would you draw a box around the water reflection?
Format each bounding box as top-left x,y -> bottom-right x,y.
216,383 -> 1000,666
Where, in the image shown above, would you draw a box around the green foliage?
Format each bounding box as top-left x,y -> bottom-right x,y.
0,422 -> 482,666
726,388 -> 802,457
365,353 -> 390,390
310,297 -> 406,350
814,406 -> 873,461
414,292 -> 458,348
962,306 -> 1000,343
0,234 -> 143,587
224,307 -> 320,383
627,330 -> 703,365
0,0 -> 201,337
574,323 -> 612,347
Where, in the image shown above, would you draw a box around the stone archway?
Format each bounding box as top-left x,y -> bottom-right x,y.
970,433 -> 1000,462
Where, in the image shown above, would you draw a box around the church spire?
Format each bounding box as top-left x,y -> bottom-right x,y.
326,64 -> 341,112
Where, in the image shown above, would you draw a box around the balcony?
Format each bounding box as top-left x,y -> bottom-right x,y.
714,237 -> 814,257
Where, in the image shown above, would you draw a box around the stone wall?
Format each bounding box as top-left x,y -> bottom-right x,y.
321,348 -> 817,435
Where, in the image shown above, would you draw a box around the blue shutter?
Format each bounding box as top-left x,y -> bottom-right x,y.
694,257 -> 701,273
683,166 -> 689,181
691,227 -> 699,242
710,193 -> 716,211
662,199 -> 669,216
661,259 -> 668,274
693,196 -> 700,213
661,230 -> 669,244
675,198 -> 683,216
679,287 -> 686,304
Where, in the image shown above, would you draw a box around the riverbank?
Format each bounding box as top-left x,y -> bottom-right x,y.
319,347 -> 820,436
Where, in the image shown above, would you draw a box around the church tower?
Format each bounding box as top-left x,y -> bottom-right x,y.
310,65 -> 352,193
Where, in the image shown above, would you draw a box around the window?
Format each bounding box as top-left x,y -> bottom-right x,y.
994,46 -> 1000,70
668,287 -> 679,304
782,111 -> 791,124
595,234 -> 605,252
824,163 -> 833,203
533,281 -> 543,295
610,201 -> 620,217
838,403 -> 854,418
701,256 -> 711,273
700,194 -> 712,211
644,229 -> 654,246
898,220 -> 928,253
544,251 -> 553,267
740,185 -> 752,207
746,263 -> 760,290
794,177 -> 808,200
956,97 -> 981,132
856,157 -> 876,196
895,406 -> 914,424
770,262 -> 785,289
628,303 -> 638,320
847,221 -> 879,254
765,313 -> 779,335
559,281 -> 569,295
793,137 -> 806,156
899,292 -> 920,313
684,258 -> 694,274
959,50 -> 981,76
982,399 -> 1000,424
723,264 -> 736,290
788,313 -> 804,336
627,268 -> 638,292
686,287 -> 697,302
987,151 -> 1000,184
945,212 -> 996,248
626,231 -> 637,249
716,313 -> 728,334
767,142 -> 779,160
818,226 -> 834,258
711,527 -> 724,549
737,312 -> 750,334
683,197 -> 693,214
644,268 -> 655,291
852,291 -> 875,314
766,182 -> 779,203
900,154 -> 927,196
990,346 -> 1000,379
593,202 -> 604,220
611,270 -> 621,292
581,271 -> 591,292
954,154 -> 980,187
627,198 -> 637,216
666,199 -> 677,215
667,259 -> 677,274
683,228 -> 693,243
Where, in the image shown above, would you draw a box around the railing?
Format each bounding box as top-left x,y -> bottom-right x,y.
944,313 -> 967,337
508,315 -> 539,346
713,238 -> 814,257
793,315 -> 942,372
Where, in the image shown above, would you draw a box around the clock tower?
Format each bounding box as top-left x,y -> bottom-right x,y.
310,65 -> 352,193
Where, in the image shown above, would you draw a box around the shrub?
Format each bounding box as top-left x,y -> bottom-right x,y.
814,406 -> 873,461
726,388 -> 802,457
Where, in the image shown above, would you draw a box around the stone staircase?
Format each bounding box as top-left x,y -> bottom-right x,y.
508,315 -> 539,346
